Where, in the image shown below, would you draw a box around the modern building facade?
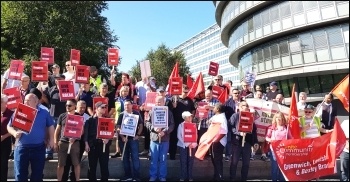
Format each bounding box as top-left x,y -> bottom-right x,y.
173,24 -> 240,87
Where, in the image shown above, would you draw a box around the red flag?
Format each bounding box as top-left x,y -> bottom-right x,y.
195,122 -> 221,160
331,74 -> 349,112
169,62 -> 179,80
187,72 -> 205,100
327,118 -> 347,167
217,87 -> 228,104
288,84 -> 301,139
187,74 -> 193,89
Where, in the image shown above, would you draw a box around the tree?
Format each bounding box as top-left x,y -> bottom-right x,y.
1,1 -> 118,77
129,43 -> 190,87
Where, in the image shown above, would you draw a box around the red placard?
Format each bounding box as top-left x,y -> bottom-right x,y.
195,102 -> 209,119
93,97 -> 109,113
132,104 -> 140,111
31,61 -> 48,82
238,111 -> 254,133
108,48 -> 119,66
169,77 -> 183,95
41,47 -> 54,65
144,92 -> 157,110
212,86 -> 224,99
58,81 -> 76,101
97,117 -> 115,139
75,65 -> 90,83
183,123 -> 197,143
3,87 -> 22,110
8,60 -> 25,80
63,114 -> 84,139
208,61 -> 219,76
11,103 -> 38,133
70,49 -> 81,66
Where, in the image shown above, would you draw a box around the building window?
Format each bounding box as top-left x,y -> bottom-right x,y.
281,55 -> 291,67
316,49 -> 330,62
308,76 -> 321,94
280,79 -> 290,97
337,2 -> 349,17
293,13 -> 306,27
298,77 -> 309,94
321,6 -> 336,20
319,74 -> 334,92
303,51 -> 316,63
306,9 -> 321,23
331,46 -> 347,60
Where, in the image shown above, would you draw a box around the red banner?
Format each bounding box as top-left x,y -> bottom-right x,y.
70,49 -> 81,66
108,48 -> 119,66
144,92 -> 157,110
31,61 -> 48,82
97,117 -> 115,139
11,103 -> 38,133
195,123 -> 221,160
212,86 -> 224,99
8,60 -> 25,80
41,47 -> 54,65
58,81 -> 76,101
238,111 -> 254,133
183,123 -> 197,143
75,65 -> 90,83
63,114 -> 84,139
208,61 -> 219,76
195,102 -> 209,119
93,97 -> 109,113
169,77 -> 183,95
3,87 -> 22,110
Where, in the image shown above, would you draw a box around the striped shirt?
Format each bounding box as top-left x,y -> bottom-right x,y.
200,98 -> 219,129
302,118 -> 321,138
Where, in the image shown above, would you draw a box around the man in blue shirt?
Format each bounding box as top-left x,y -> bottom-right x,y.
7,93 -> 55,181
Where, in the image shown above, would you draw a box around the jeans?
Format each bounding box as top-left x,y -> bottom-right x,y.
46,116 -> 58,157
225,131 -> 232,157
88,141 -> 110,181
14,143 -> 46,181
270,149 -> 285,181
179,146 -> 195,180
169,124 -> 179,160
120,139 -> 141,179
1,137 -> 12,181
230,142 -> 251,181
149,141 -> 169,179
340,151 -> 349,181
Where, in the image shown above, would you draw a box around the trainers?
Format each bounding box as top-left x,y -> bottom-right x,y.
159,178 -> 166,181
179,179 -> 185,181
139,150 -> 149,156
111,152 -> 121,158
149,177 -> 157,181
250,154 -> 254,160
224,156 -> 230,162
189,179 -> 194,181
45,155 -> 53,160
261,155 -> 269,161
9,150 -> 14,160
121,177 -> 132,181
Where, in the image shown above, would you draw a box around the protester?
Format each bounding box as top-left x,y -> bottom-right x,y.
229,101 -> 259,181
207,75 -> 229,93
239,81 -> 253,101
297,92 -> 308,111
7,93 -> 55,181
265,81 -> 281,101
254,90 -> 269,162
1,94 -> 14,181
19,75 -> 33,101
75,83 -> 94,116
63,61 -> 80,94
316,94 -> 338,130
148,77 -> 157,92
111,72 -> 137,103
89,66 -> 107,94
135,77 -> 149,106
177,111 -> 197,181
116,99 -> 143,181
93,83 -> 116,118
1,68 -> 28,92
340,119 -> 349,181
265,112 -> 292,181
255,90 -> 263,99
84,101 -> 112,181
145,96 -> 175,181
275,94 -> 287,106
54,99 -> 81,181
48,64 -> 61,88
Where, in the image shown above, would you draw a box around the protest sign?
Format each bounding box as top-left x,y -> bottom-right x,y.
97,117 -> 115,152
212,86 -> 224,99
140,60 -> 152,78
151,106 -> 168,128
75,65 -> 90,83
41,47 -> 54,64
132,104 -> 140,111
119,113 -> 139,137
70,49 -> 81,66
8,60 -> 25,80
195,101 -> 209,119
108,48 -> 119,66
63,114 -> 84,139
183,123 -> 197,143
144,92 -> 157,110
208,61 -> 219,76
31,61 -> 48,82
169,77 -> 183,95
238,111 -> 254,133
11,103 -> 38,133
3,87 -> 22,110
93,97 -> 109,113
58,81 -> 76,101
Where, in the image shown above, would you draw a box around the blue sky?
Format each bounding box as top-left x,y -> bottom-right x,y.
102,1 -> 216,72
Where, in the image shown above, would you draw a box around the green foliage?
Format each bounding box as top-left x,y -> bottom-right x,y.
129,43 -> 190,87
1,1 -> 118,76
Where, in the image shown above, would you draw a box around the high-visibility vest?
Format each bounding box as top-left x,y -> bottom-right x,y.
299,116 -> 321,138
90,75 -> 103,92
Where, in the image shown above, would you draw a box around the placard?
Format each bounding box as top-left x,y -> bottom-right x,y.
11,103 -> 38,133
70,49 -> 81,66
132,104 -> 140,111
108,48 -> 119,66
58,81 -> 76,101
212,86 -> 224,99
93,97 -> 109,113
144,92 -> 157,110
169,77 -> 183,95
3,87 -> 22,110
119,113 -> 139,137
183,123 -> 197,143
41,47 -> 54,64
63,114 -> 84,139
151,106 -> 168,128
31,61 -> 48,82
208,61 -> 219,76
97,117 -> 115,139
238,111 -> 254,133
195,102 -> 209,119
140,60 -> 152,78
8,60 -> 25,80
75,65 -> 90,83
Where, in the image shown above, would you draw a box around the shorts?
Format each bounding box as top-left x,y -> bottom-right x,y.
58,141 -> 81,167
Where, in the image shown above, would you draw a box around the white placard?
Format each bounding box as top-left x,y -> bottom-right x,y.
119,112 -> 139,137
140,60 -> 152,78
151,106 -> 168,128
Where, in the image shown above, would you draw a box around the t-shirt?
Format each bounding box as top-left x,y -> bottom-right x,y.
265,89 -> 282,101
63,71 -> 80,94
135,81 -> 149,105
57,112 -> 81,142
44,86 -> 67,118
3,69 -> 28,89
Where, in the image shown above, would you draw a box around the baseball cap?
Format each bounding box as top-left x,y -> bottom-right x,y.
29,88 -> 42,100
304,104 -> 315,110
157,88 -> 164,93
52,64 -> 60,69
54,74 -> 65,79
95,101 -> 107,108
149,77 -> 156,80
270,81 -> 277,86
182,111 -> 193,119
90,66 -> 97,72
21,75 -> 30,79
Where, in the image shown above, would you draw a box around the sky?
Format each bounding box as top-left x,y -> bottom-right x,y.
102,1 -> 216,72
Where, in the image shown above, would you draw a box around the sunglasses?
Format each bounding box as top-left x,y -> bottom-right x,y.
243,85 -> 248,86
66,104 -> 73,107
241,105 -> 248,107
65,64 -> 71,67
233,92 -> 239,94
214,79 -> 222,81
100,106 -> 106,109
305,111 -> 313,113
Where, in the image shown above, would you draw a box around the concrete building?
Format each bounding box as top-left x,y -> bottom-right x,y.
173,24 -> 240,87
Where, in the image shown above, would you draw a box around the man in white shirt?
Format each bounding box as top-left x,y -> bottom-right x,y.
297,92 -> 308,111
2,68 -> 28,92
340,119 -> 349,181
63,61 -> 79,95
135,77 -> 149,105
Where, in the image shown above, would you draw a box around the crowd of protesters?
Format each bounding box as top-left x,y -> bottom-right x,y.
1,63 -> 349,181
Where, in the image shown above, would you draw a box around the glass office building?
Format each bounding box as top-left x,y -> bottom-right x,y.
173,24 -> 240,87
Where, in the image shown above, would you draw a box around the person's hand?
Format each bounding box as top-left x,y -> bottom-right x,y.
133,135 -> 139,140
69,138 -> 76,144
1,135 -> 5,142
102,139 -> 109,144
190,143 -> 196,148
49,140 -> 54,150
253,143 -> 259,151
122,136 -> 127,143
155,128 -> 162,133
239,132 -> 246,137
85,144 -> 90,152
54,142 -> 59,153
14,131 -> 23,139
158,131 -> 165,137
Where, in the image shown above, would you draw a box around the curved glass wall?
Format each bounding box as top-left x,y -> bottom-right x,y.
238,23 -> 349,75
228,1 -> 349,54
